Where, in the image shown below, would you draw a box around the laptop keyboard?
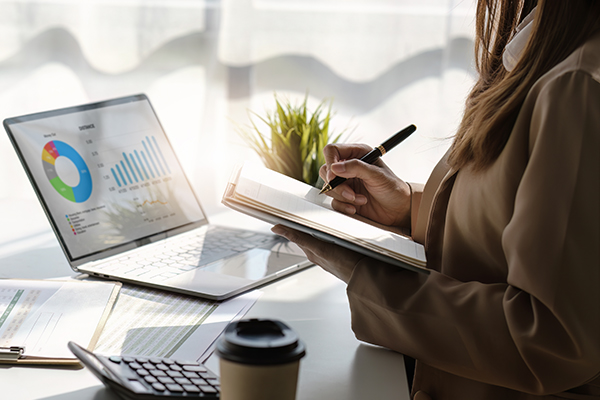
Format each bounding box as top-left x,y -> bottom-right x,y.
95,227 -> 280,282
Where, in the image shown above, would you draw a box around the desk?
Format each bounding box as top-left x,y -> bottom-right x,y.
0,199 -> 410,400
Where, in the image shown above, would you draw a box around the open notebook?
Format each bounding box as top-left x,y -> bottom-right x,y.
223,163 -> 428,275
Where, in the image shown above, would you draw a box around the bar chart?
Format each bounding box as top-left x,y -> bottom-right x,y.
110,136 -> 171,187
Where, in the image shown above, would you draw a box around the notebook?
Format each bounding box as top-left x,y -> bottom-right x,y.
223,162 -> 428,275
4,94 -> 311,300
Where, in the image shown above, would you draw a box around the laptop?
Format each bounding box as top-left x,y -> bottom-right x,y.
4,94 -> 311,300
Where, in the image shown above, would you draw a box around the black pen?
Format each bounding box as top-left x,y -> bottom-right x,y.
319,124 -> 417,195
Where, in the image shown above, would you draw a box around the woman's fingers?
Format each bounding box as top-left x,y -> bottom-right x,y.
331,158 -> 386,183
331,198 -> 357,215
271,225 -> 328,266
323,143 -> 372,164
271,225 -> 312,248
271,224 -> 364,283
319,163 -> 329,182
322,143 -> 372,181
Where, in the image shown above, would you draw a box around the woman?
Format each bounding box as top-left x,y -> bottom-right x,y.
272,1 -> 600,399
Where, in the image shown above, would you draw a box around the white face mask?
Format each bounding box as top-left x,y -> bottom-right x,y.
503,7 -> 537,72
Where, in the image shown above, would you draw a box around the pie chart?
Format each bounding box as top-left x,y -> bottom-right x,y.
42,140 -> 93,202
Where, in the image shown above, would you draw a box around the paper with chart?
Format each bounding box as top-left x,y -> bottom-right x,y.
0,279 -> 119,360
94,284 -> 258,361
223,162 -> 427,272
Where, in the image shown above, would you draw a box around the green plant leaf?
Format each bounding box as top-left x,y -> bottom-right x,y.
234,93 -> 348,187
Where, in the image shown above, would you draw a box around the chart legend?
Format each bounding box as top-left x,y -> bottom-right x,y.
66,215 -> 76,235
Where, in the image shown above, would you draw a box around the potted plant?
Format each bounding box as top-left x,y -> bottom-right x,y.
235,94 -> 346,187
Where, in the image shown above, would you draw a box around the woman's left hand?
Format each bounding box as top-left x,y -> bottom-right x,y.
271,224 -> 365,284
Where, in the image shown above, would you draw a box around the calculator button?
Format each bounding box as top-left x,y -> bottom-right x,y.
152,382 -> 166,392
149,358 -> 163,364
183,385 -> 201,393
175,359 -> 199,366
150,370 -> 167,377
158,377 -> 175,384
191,378 -> 208,386
166,383 -> 184,392
161,359 -> 175,365
199,385 -> 217,394
141,363 -> 156,370
108,356 -> 122,364
183,371 -> 198,379
144,376 -> 158,383
169,364 -> 183,371
136,357 -> 149,363
183,365 -> 207,372
123,357 -> 135,363
128,380 -> 151,393
167,371 -> 183,378
129,362 -> 143,370
136,369 -> 150,376
156,364 -> 170,371
175,377 -> 192,385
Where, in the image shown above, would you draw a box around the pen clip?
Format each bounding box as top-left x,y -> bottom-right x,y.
0,345 -> 25,360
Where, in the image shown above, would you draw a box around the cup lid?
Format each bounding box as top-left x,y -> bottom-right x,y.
216,319 -> 306,365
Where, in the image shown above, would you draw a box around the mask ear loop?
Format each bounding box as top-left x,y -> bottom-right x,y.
406,182 -> 413,237
503,7 -> 537,72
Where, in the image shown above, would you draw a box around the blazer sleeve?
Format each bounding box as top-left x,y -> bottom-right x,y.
346,71 -> 600,395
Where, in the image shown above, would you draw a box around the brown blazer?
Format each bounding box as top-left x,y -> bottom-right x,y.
346,32 -> 600,399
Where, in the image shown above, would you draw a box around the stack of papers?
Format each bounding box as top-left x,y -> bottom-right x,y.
0,279 -> 120,364
0,278 -> 258,365
94,285 -> 258,362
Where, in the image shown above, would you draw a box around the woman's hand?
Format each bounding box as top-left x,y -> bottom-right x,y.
271,225 -> 364,284
320,143 -> 412,229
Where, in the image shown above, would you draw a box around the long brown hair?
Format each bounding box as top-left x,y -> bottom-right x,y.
449,0 -> 600,171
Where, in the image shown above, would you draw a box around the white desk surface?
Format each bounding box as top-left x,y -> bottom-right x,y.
0,199 -> 409,400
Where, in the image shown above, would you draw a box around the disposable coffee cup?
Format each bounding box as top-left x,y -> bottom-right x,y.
216,318 -> 306,400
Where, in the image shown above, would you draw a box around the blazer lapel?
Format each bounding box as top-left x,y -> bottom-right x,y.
424,166 -> 459,272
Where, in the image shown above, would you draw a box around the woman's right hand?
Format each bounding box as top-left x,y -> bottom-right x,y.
320,143 -> 412,229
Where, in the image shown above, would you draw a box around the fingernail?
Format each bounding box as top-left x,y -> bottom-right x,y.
342,190 -> 354,201
355,195 -> 367,205
331,162 -> 346,173
345,205 -> 356,214
271,226 -> 286,236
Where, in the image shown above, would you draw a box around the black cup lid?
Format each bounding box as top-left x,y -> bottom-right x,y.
216,319 -> 306,365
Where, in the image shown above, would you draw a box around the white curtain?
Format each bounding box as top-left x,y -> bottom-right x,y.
0,0 -> 476,215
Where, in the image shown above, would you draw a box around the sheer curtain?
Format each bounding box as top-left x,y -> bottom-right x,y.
0,0 -> 476,216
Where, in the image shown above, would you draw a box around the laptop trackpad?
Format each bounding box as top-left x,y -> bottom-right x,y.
201,248 -> 305,280
164,249 -> 308,299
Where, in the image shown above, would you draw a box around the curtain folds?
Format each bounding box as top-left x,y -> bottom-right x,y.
0,1 -> 208,73
0,0 -> 476,214
220,0 -> 474,82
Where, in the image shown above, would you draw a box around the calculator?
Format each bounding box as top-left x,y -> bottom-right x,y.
68,342 -> 220,399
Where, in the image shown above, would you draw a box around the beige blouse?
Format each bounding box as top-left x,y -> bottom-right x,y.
346,31 -> 600,400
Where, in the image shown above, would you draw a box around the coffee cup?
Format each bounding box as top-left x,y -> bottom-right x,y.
216,318 -> 306,400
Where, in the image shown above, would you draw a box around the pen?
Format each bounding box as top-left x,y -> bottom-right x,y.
319,124 -> 417,195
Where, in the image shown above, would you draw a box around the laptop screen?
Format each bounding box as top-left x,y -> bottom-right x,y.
5,95 -> 206,261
